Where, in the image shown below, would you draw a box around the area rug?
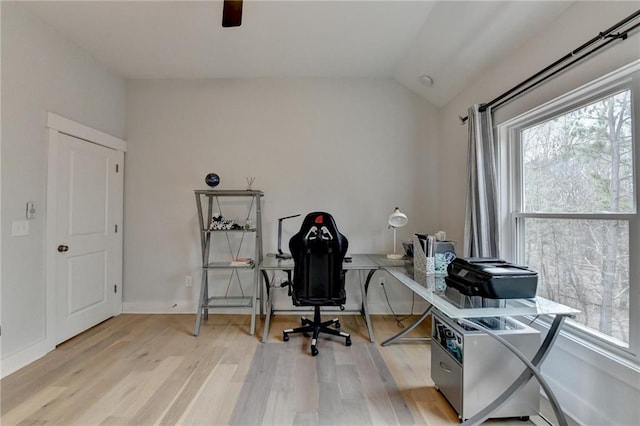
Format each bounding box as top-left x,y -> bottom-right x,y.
229,341 -> 415,426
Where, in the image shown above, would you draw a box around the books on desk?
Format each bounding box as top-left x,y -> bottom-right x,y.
230,257 -> 253,266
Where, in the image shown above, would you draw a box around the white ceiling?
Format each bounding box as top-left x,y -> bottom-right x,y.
22,1 -> 574,107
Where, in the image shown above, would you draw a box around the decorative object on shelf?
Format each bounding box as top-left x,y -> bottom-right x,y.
246,176 -> 256,190
387,207 -> 408,260
209,213 -> 241,230
205,172 -> 221,188
230,257 -> 253,266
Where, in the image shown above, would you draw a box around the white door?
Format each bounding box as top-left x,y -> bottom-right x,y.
53,132 -> 123,344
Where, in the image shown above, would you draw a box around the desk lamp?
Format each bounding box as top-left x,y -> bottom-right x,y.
276,214 -> 301,259
387,207 -> 408,259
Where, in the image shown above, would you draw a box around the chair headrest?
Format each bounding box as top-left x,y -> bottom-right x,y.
299,212 -> 340,238
291,211 -> 348,248
303,225 -> 334,241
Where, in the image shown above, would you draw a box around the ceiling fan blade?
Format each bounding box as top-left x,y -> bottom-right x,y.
222,0 -> 243,28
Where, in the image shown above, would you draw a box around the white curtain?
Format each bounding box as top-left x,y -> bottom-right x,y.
463,104 -> 499,258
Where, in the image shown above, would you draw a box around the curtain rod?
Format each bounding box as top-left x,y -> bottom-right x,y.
459,8 -> 640,124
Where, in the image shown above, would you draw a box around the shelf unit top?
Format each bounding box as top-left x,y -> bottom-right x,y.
195,189 -> 264,197
200,228 -> 257,233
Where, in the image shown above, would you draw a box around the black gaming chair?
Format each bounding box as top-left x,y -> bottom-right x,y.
282,212 -> 351,356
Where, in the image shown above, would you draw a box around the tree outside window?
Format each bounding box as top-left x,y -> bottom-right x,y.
506,78 -> 637,351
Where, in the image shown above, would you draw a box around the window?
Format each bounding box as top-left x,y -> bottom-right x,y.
499,62 -> 639,358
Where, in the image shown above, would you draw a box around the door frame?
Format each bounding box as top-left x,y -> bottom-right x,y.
45,113 -> 126,347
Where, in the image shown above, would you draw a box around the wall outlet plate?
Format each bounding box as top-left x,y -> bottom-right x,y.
12,220 -> 29,236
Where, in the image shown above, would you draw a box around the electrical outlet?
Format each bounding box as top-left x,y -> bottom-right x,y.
12,220 -> 29,236
185,275 -> 193,287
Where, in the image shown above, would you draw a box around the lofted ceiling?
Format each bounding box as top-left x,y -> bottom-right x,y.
21,1 -> 574,107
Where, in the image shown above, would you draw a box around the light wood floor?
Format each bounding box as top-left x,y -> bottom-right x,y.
1,314 -> 546,425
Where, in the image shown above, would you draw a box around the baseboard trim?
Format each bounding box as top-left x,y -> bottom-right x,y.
122,301 -> 431,316
1,338 -> 55,378
539,392 -> 580,426
123,302 -> 255,315
123,302 -> 197,314
540,376 -> 603,426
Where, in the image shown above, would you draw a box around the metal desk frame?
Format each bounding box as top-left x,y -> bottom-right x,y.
258,254 -> 399,344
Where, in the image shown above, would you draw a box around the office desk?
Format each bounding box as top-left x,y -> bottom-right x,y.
385,264 -> 579,426
259,254 -> 578,424
258,253 -> 407,344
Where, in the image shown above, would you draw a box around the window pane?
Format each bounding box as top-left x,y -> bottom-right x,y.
522,90 -> 633,213
523,218 -> 629,345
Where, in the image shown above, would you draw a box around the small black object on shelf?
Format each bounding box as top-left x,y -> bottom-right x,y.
205,173 -> 220,188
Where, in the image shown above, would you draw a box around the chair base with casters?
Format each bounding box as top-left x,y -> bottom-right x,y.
283,305 -> 351,356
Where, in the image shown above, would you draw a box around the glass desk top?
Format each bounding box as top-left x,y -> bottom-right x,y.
385,266 -> 580,319
258,253 -> 579,319
259,253 -> 381,270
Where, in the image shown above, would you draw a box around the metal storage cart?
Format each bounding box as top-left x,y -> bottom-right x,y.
431,312 -> 540,421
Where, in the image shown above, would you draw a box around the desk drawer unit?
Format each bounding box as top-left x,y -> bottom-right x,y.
431,339 -> 463,415
431,313 -> 540,421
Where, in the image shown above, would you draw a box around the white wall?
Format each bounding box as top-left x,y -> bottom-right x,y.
437,2 -> 640,425
0,3 -> 126,376
124,78 -> 439,314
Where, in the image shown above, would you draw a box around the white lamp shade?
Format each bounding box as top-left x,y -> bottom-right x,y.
387,207 -> 407,259
388,207 -> 408,228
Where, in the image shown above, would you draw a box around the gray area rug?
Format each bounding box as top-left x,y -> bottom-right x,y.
229,341 -> 415,425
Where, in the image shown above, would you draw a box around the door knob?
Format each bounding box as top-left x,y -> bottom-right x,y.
57,245 -> 69,252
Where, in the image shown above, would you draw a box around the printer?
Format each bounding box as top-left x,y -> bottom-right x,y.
445,258 -> 538,299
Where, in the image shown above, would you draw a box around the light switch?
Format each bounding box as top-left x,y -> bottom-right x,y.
12,220 -> 29,236
26,201 -> 36,219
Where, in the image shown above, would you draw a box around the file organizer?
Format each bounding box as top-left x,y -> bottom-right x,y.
413,234 -> 434,287
413,234 -> 456,288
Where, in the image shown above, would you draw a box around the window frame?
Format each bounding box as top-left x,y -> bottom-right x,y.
497,60 -> 640,363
